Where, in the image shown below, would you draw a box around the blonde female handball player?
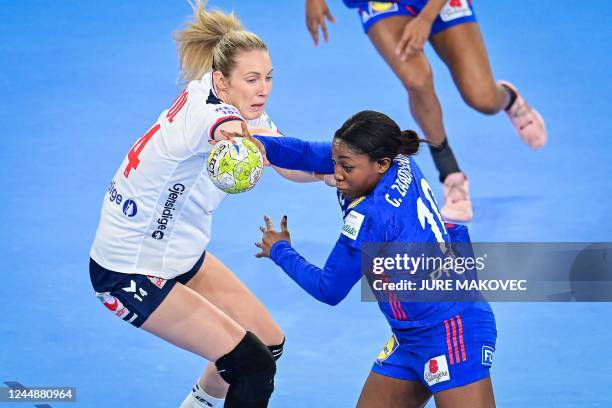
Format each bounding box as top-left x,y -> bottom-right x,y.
87,3 -> 308,407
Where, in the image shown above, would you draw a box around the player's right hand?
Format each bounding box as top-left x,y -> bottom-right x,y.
217,122 -> 270,166
395,16 -> 432,61
306,0 -> 336,46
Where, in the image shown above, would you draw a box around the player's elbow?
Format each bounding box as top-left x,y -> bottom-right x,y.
324,297 -> 342,306
319,291 -> 347,306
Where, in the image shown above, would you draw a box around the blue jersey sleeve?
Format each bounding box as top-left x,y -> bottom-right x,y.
253,135 -> 334,174
269,239 -> 361,306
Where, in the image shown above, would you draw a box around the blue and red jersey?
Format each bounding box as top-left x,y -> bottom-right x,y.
256,135 -> 487,329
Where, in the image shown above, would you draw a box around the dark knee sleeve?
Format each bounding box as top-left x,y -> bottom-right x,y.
268,337 -> 285,361
215,331 -> 276,407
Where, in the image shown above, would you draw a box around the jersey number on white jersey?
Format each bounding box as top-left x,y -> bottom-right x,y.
123,90 -> 189,178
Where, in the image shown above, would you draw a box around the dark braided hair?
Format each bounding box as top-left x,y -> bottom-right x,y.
333,110 -> 425,160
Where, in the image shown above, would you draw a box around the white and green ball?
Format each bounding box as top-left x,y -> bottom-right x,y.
207,138 -> 264,194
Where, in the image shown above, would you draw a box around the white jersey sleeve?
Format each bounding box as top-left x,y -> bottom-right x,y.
90,72 -> 251,279
186,102 -> 244,154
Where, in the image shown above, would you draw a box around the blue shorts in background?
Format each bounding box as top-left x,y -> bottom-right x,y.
346,1 -> 477,35
371,301 -> 496,393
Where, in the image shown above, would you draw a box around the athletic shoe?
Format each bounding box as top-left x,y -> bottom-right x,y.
440,172 -> 473,222
499,80 -> 547,149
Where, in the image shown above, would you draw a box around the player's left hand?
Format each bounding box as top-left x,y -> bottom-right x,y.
217,121 -> 270,166
395,16 -> 432,61
256,215 -> 291,258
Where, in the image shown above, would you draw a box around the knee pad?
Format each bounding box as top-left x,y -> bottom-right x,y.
215,331 -> 276,407
268,337 -> 285,361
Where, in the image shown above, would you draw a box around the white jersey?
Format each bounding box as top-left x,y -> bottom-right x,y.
90,72 -> 278,279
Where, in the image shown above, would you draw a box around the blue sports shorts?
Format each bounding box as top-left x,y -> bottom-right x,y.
371,302 -> 496,393
89,252 -> 205,328
350,1 -> 477,35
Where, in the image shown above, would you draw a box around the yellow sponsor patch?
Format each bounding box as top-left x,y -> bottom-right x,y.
370,2 -> 395,12
375,334 -> 399,365
361,2 -> 399,24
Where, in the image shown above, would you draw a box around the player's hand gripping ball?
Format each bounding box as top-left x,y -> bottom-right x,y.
207,138 -> 264,194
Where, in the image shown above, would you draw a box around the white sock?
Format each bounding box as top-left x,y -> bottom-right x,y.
179,382 -> 225,408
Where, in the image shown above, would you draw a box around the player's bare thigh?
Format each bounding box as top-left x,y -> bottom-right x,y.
357,371 -> 431,408
141,282 -> 245,361
185,252 -> 284,345
430,22 -> 504,113
433,377 -> 495,408
367,15 -> 433,90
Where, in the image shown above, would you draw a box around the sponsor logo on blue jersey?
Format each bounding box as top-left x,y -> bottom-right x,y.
342,210 -> 365,240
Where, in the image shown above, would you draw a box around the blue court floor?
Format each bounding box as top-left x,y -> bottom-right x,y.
1,1 -> 611,407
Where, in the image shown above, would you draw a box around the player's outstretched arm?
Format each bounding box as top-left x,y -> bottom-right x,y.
254,135 -> 334,174
210,122 -> 335,182
256,215 -> 361,306
248,127 -> 332,184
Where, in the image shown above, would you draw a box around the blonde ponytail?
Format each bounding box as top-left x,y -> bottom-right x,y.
175,1 -> 268,83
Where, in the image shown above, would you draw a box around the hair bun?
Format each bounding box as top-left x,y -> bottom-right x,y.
399,129 -> 421,155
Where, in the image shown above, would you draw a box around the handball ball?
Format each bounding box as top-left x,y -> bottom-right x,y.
207,138 -> 264,194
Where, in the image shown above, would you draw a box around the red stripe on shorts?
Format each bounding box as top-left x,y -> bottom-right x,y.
444,319 -> 454,365
404,5 -> 417,16
450,317 -> 461,364
456,314 -> 467,362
